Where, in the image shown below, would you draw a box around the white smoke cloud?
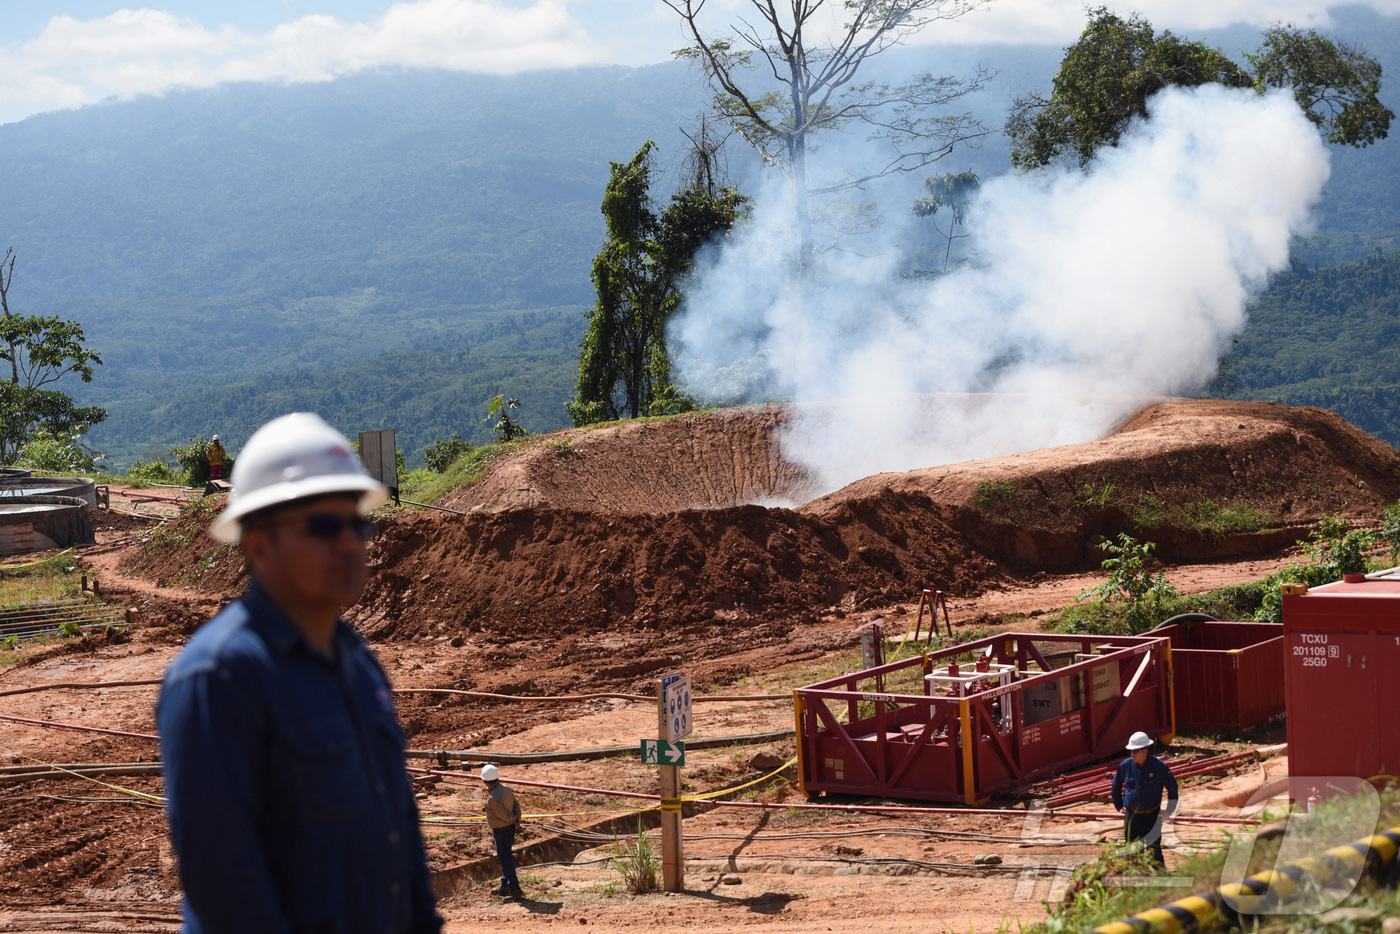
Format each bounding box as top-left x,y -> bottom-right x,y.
671,85 -> 1331,498
0,1 -> 604,125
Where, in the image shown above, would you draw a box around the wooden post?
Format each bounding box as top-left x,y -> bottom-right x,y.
657,680 -> 684,892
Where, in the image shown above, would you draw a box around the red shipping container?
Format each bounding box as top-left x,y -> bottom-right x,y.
1151,619 -> 1285,733
1281,567 -> 1400,801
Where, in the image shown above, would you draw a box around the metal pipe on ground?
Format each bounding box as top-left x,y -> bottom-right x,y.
121,491 -> 192,504
405,729 -> 795,766
420,767 -> 1259,825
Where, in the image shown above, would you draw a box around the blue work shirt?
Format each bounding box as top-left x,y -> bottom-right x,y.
157,584 -> 442,934
1112,754 -> 1179,814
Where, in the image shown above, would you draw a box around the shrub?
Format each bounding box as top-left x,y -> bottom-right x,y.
1251,516 -> 1378,623
607,820 -> 660,894
126,459 -> 179,484
424,435 -> 473,473
16,431 -> 100,474
1376,500 -> 1400,564
1075,535 -> 1178,634
973,480 -> 1017,508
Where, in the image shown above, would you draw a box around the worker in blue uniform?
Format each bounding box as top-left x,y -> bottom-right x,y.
158,413 -> 442,934
1111,730 -> 1179,866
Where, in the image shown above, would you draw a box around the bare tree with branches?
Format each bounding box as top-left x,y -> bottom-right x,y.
665,0 -> 993,272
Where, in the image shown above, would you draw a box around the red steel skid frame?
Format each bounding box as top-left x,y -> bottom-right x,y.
795,633 -> 1175,804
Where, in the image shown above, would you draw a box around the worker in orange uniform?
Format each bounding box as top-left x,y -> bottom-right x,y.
207,435 -> 226,481
1112,731 -> 1178,866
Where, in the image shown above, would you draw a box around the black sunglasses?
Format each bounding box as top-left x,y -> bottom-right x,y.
276,513 -> 376,541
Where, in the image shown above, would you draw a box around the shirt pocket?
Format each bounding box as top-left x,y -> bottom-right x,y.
287,717 -> 370,822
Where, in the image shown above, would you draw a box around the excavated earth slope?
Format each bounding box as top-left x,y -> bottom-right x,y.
442,405 -> 821,513
123,398 -> 1400,693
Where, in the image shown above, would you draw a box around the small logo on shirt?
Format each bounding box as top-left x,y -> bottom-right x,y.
376,687 -> 394,711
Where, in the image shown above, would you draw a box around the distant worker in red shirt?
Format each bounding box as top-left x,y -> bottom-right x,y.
207,435 -> 226,481
1112,731 -> 1178,866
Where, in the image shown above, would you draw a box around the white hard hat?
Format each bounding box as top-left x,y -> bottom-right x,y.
211,434 -> 219,442
480,764 -> 500,782
209,413 -> 387,544
1126,731 -> 1153,750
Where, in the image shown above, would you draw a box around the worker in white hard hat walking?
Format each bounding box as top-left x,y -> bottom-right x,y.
481,763 -> 525,899
1111,731 -> 1179,866
157,412 -> 442,934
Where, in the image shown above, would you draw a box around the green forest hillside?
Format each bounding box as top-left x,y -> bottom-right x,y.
1228,253 -> 1400,447
2,8 -> 1400,464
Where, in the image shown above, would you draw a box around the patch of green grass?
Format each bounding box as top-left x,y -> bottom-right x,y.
397,440 -> 519,505
1179,499 -> 1270,538
0,552 -> 84,605
974,480 -> 1018,509
1128,493 -> 1169,529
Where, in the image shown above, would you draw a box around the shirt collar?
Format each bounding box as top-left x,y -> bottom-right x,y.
242,582 -> 355,663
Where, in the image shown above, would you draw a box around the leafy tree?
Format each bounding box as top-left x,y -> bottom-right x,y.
569,141 -> 748,426
1248,25 -> 1392,147
0,248 -> 106,465
484,394 -> 525,442
17,431 -> 101,474
1008,8 -> 1393,170
666,0 -> 991,272
911,170 -> 980,272
424,434 -> 473,473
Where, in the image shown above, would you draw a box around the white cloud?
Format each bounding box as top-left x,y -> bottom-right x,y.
915,0 -> 1400,45
0,0 -> 605,124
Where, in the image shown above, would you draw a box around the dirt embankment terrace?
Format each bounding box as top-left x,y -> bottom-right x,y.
113,398 -> 1400,701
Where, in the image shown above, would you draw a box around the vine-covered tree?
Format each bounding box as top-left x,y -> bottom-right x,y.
1008,8 -> 1393,170
0,248 -> 105,465
665,0 -> 991,273
568,141 -> 749,426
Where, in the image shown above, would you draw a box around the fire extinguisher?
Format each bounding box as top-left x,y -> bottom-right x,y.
1307,788 -> 1322,814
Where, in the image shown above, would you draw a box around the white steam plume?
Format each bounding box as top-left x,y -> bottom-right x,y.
671,85 -> 1331,500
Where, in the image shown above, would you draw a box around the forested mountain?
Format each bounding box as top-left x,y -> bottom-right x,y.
1,8 -> 1399,464
1226,253 -> 1400,447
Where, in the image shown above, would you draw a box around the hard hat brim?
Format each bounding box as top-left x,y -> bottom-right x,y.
209,474 -> 388,544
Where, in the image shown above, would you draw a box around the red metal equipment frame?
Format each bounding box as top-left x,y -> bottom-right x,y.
794,633 -> 1175,804
1151,620 -> 1284,734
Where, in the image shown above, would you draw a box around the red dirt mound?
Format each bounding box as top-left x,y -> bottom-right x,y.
442,406 -> 820,513
807,400 -> 1400,570
349,502 -> 997,687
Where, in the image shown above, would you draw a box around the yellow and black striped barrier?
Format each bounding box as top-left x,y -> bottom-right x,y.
1089,826 -> 1400,934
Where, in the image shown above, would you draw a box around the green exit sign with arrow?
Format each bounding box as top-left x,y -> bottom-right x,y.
640,739 -> 685,766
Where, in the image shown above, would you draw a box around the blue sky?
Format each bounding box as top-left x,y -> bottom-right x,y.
3,0 -> 1398,125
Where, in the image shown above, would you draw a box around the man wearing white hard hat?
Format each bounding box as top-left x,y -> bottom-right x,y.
481,763 -> 524,899
1111,731 -> 1179,866
158,413 -> 442,934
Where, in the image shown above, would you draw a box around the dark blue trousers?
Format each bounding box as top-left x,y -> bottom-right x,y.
1124,808 -> 1165,865
492,825 -> 519,888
